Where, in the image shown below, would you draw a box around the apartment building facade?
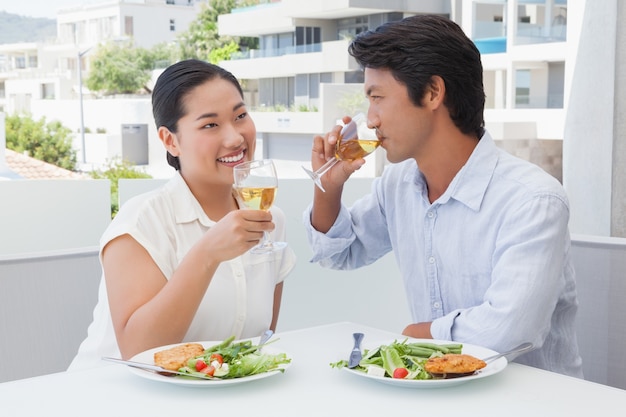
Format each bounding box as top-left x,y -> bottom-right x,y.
1,0 -> 570,178
0,0 -> 201,175
216,0 -> 568,179
0,0 -> 198,114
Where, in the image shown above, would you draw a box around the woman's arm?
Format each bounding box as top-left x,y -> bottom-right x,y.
104,209 -> 272,359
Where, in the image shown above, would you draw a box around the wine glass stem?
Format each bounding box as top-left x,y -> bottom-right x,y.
315,157 -> 340,178
261,231 -> 271,246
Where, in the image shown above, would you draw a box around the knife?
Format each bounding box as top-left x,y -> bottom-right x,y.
348,333 -> 364,368
101,357 -> 216,379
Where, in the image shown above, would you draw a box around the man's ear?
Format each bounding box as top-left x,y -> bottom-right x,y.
158,126 -> 179,157
425,75 -> 446,110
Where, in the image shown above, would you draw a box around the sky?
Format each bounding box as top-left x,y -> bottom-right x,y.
0,0 -> 101,19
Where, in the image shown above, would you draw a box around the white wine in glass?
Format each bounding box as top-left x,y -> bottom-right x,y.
233,159 -> 287,254
302,113 -> 380,192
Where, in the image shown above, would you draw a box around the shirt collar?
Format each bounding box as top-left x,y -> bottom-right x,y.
443,131 -> 498,211
167,171 -> 215,226
409,131 -> 498,211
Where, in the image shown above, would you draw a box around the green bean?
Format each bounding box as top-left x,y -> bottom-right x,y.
405,346 -> 441,358
407,342 -> 451,354
204,335 -> 236,353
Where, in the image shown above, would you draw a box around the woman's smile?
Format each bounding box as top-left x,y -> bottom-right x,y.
217,149 -> 246,166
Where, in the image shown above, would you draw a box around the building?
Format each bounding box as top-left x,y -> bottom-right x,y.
1,0 -> 624,235
0,0 -> 199,114
217,0 -> 567,180
0,0 -> 201,175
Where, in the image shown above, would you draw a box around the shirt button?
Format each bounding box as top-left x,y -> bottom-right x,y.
428,256 -> 435,264
433,302 -> 441,308
427,211 -> 434,218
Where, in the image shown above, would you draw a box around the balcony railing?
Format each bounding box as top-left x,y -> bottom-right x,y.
231,43 -> 323,60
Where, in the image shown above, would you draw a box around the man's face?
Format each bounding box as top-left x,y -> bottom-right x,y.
364,67 -> 434,164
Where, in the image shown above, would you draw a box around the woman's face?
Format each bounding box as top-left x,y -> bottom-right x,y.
162,77 -> 256,187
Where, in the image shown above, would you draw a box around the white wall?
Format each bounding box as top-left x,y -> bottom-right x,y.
0,248 -> 101,383
0,180 -> 111,256
571,234 -> 626,389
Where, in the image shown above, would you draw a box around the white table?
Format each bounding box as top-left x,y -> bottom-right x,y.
2,322 -> 624,416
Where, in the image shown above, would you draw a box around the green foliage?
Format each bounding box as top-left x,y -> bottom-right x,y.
83,0 -> 260,95
89,157 -> 152,218
5,113 -> 77,171
148,42 -> 182,70
209,41 -> 240,65
176,0 -> 259,62
86,40 -> 153,95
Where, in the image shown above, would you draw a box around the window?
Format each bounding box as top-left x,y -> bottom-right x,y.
170,19 -> 175,31
125,16 -> 134,37
515,69 -> 530,107
295,26 -> 321,53
41,83 -> 55,100
337,16 -> 369,40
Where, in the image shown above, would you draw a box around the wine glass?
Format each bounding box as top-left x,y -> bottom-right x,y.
302,113 -> 380,192
233,159 -> 287,254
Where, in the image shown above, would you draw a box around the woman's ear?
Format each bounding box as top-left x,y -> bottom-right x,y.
425,75 -> 446,110
158,126 -> 179,157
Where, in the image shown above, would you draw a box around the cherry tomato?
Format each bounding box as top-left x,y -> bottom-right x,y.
202,365 -> 216,376
392,368 -> 409,379
209,353 -> 224,364
195,359 -> 207,371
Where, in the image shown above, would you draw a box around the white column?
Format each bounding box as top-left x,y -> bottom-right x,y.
543,0 -> 555,37
504,0 -> 518,109
563,0 -> 624,237
495,69 -> 506,109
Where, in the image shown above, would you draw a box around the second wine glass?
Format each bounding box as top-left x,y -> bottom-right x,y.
302,113 -> 380,192
233,159 -> 287,254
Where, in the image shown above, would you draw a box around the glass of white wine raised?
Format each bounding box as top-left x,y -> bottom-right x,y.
233,159 -> 287,254
302,113 -> 380,192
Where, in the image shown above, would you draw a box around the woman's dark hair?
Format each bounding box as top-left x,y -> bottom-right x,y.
152,59 -> 244,170
348,15 -> 485,138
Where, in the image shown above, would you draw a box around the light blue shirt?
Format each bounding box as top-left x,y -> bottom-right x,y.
304,132 -> 583,377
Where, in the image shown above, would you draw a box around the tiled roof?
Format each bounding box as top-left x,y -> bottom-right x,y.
3,148 -> 88,180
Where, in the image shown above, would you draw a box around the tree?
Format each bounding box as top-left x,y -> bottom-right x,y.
82,1 -> 259,95
86,40 -> 152,95
5,113 -> 77,170
176,0 -> 259,64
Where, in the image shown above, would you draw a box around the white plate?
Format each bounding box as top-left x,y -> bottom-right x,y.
342,339 -> 507,389
127,340 -> 291,388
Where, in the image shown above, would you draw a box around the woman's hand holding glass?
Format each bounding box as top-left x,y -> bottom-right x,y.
233,159 -> 287,254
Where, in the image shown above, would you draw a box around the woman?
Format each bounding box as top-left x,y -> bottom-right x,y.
69,59 -> 296,369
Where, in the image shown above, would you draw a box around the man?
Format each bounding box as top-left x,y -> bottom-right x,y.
303,15 -> 582,377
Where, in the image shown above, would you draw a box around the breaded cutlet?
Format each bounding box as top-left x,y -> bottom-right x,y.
424,353 -> 487,374
154,343 -> 205,371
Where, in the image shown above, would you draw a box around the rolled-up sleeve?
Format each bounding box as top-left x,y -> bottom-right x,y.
302,204 -> 356,264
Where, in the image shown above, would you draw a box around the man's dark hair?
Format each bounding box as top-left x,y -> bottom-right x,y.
348,15 -> 485,138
